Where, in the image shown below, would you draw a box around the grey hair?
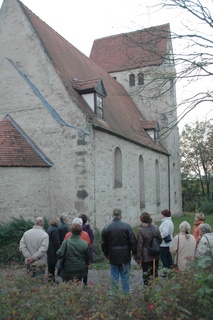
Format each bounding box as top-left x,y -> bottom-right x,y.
59,212 -> 68,221
179,221 -> 191,239
199,223 -> 212,234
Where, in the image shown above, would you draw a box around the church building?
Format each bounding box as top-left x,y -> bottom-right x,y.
0,0 -> 182,227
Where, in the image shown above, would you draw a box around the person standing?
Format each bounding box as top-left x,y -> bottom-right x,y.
57,220 -> 89,282
58,212 -> 69,244
79,214 -> 94,263
159,209 -> 174,272
64,217 -> 91,285
19,217 -> 49,277
101,208 -> 137,294
193,213 -> 205,245
170,221 -> 196,271
134,212 -> 162,285
47,216 -> 60,281
195,223 -> 213,258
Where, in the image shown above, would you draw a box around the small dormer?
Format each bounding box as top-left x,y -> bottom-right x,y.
140,120 -> 159,142
73,78 -> 107,119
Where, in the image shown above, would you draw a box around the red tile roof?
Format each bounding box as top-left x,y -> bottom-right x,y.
19,2 -> 168,154
0,115 -> 53,167
90,24 -> 170,73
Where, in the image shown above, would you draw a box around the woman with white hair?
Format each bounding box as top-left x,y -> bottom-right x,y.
170,221 -> 196,271
195,223 -> 213,258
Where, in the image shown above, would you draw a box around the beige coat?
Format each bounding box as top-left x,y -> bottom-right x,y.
170,233 -> 196,271
19,226 -> 49,266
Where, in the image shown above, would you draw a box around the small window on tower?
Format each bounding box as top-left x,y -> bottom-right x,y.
129,74 -> 135,87
138,73 -> 144,85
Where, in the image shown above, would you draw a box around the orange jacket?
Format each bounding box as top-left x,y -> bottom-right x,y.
193,220 -> 204,245
64,230 -> 91,247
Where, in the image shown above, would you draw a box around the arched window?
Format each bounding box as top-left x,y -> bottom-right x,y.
138,73 -> 144,85
155,159 -> 160,205
139,155 -> 145,208
129,74 -> 135,87
114,147 -> 122,188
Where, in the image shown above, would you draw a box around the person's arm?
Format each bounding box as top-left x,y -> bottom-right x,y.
170,236 -> 178,255
32,234 -> 49,261
195,236 -> 209,258
128,226 -> 137,255
101,228 -> 109,258
134,229 -> 143,265
19,235 -> 31,258
57,240 -> 67,258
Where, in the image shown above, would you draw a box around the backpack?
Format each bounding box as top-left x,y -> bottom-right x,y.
148,228 -> 161,256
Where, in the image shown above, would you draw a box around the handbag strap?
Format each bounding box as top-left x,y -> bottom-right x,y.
176,235 -> 180,265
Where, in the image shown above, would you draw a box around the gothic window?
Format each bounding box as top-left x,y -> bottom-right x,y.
155,159 -> 160,205
138,73 -> 144,85
129,74 -> 135,87
139,155 -> 145,208
114,147 -> 122,188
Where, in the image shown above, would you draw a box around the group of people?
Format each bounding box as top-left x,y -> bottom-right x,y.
101,208 -> 213,293
19,209 -> 213,294
19,213 -> 94,284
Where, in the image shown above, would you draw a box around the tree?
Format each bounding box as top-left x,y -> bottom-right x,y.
157,0 -> 213,125
180,119 -> 213,207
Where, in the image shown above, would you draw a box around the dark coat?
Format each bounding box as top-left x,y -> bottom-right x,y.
58,219 -> 68,244
101,218 -> 137,265
57,235 -> 89,280
135,223 -> 162,263
82,223 -> 94,263
47,225 -> 60,264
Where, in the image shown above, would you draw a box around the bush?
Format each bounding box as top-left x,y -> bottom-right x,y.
199,199 -> 213,215
0,257 -> 213,319
0,217 -> 34,264
92,226 -> 105,263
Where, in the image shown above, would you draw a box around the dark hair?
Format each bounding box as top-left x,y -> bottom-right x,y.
79,214 -> 87,224
140,212 -> 152,224
161,209 -> 171,217
71,224 -> 82,235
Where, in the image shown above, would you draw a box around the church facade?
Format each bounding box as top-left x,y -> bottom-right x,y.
0,0 -> 182,228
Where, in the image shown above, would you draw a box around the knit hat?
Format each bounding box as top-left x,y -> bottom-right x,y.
113,208 -> 122,216
72,218 -> 83,226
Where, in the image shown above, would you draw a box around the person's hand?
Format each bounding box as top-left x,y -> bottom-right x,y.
25,257 -> 35,265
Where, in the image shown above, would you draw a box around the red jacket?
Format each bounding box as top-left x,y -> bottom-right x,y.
64,231 -> 91,246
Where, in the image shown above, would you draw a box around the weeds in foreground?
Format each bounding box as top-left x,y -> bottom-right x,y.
1,257 -> 213,320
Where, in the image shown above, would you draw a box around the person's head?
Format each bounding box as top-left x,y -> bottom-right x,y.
79,214 -> 88,224
59,212 -> 69,223
71,218 -> 83,235
161,209 -> 171,218
199,223 -> 212,236
49,216 -> 60,227
35,217 -> 44,227
195,212 -> 205,222
113,208 -> 122,219
140,212 -> 152,224
179,221 -> 191,238
72,217 -> 83,226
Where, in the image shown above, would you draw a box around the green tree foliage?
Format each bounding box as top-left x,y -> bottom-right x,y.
180,119 -> 213,211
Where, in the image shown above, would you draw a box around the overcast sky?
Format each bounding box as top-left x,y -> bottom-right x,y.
0,0 -> 212,130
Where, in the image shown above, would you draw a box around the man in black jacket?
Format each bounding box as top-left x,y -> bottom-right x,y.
101,208 -> 137,293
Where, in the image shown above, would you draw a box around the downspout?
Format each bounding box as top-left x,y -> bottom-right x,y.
93,130 -> 97,227
168,154 -> 171,211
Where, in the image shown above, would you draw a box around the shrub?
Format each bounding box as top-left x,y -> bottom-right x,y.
199,199 -> 213,215
0,257 -> 212,319
92,226 -> 105,262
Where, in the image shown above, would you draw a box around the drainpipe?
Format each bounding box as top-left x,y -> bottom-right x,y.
168,154 -> 171,211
